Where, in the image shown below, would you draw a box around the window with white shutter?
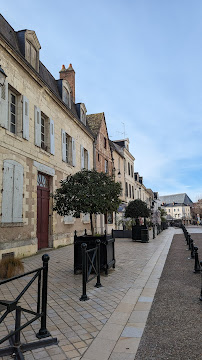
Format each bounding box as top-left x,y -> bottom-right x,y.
82,213 -> 90,223
81,146 -> 89,170
72,138 -> 76,167
0,80 -> 8,129
2,160 -> 23,223
62,130 -> 73,165
64,213 -> 75,224
50,118 -> 55,155
34,106 -> 41,146
80,145 -> 84,169
23,95 -> 29,140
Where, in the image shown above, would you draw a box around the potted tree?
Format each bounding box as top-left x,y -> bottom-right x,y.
53,169 -> 122,274
125,199 -> 150,242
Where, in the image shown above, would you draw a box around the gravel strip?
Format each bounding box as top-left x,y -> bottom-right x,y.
135,232 -> 202,360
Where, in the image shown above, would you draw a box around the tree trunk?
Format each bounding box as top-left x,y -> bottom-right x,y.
90,213 -> 94,236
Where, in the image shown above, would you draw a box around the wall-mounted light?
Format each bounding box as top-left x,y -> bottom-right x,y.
118,170 -> 121,178
0,65 -> 7,86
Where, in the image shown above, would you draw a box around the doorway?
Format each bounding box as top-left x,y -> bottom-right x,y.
37,172 -> 50,250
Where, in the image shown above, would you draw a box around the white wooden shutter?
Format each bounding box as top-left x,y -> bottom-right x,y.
64,213 -> 74,224
81,145 -> 84,169
72,137 -> 76,167
83,213 -> 90,223
0,80 -> 8,129
87,150 -> 90,170
13,162 -> 23,222
34,106 -> 41,146
22,95 -> 29,140
50,118 -> 55,155
2,160 -> 14,222
62,129 -> 66,161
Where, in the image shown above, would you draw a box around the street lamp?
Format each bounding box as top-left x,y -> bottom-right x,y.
0,65 -> 7,86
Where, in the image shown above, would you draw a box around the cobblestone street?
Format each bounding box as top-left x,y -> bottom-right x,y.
0,227 -> 186,359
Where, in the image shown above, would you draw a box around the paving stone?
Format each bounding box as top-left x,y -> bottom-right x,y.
0,228 -> 176,359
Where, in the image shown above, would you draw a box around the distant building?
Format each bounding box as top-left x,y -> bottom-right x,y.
160,193 -> 193,224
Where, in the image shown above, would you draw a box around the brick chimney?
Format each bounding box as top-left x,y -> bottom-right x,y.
59,64 -> 75,103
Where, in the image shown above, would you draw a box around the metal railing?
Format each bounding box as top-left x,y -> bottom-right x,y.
0,254 -> 58,359
80,240 -> 102,301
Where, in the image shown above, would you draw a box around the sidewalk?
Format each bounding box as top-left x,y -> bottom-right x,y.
0,228 -> 179,360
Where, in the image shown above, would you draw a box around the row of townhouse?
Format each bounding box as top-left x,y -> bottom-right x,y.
0,14 -> 158,259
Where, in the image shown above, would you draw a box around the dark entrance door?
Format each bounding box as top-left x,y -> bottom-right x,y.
37,173 -> 50,250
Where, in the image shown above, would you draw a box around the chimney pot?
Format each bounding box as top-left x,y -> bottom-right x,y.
59,63 -> 75,103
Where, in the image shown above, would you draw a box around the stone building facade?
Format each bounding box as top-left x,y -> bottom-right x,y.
0,15 -> 94,259
87,112 -> 114,234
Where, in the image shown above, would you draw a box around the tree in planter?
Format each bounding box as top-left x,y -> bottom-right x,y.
159,207 -> 167,223
125,199 -> 150,225
53,169 -> 122,235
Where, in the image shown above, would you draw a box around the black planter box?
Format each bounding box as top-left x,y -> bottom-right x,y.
141,228 -> 149,243
132,225 -> 148,242
112,229 -> 132,238
74,231 -> 115,275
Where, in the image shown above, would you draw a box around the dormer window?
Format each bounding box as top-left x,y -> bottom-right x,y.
24,30 -> 41,71
26,41 -> 37,69
80,107 -> 86,125
80,103 -> 87,125
61,80 -> 71,109
63,87 -> 71,108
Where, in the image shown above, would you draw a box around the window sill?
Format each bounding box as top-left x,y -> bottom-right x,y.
5,130 -> 23,142
39,148 -> 51,157
63,160 -> 73,168
0,222 -> 24,228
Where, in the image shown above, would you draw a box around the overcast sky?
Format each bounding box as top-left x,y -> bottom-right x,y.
1,0 -> 202,201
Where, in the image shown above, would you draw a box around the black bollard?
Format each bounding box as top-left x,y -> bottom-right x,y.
14,306 -> 21,347
80,243 -> 89,301
194,247 -> 200,273
200,261 -> 202,301
84,229 -> 87,236
190,239 -> 195,259
37,254 -> 50,339
153,225 -> 155,239
95,240 -> 102,288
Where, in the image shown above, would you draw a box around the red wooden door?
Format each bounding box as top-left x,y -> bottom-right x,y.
37,173 -> 50,250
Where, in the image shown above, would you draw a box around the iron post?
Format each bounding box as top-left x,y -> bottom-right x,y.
153,225 -> 155,239
95,240 -> 102,288
188,234 -> 191,250
14,306 -> 21,347
194,247 -> 200,273
190,240 -> 194,259
36,254 -> 50,339
80,243 -> 89,301
200,261 -> 202,301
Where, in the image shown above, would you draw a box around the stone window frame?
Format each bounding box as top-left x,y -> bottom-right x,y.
62,80 -> 71,109
8,86 -> 22,137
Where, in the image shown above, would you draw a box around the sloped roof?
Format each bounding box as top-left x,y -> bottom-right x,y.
109,140 -> 124,157
86,113 -> 104,137
0,14 -> 94,136
160,193 -> 193,205
0,14 -> 21,52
